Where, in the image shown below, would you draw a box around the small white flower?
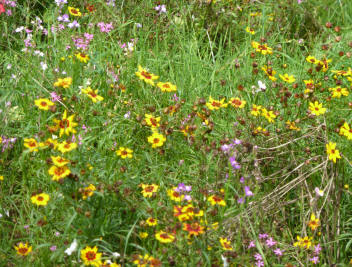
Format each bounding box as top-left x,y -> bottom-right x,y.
40,62 -> 48,71
6,64 -> 12,70
258,80 -> 266,91
314,187 -> 324,197
221,255 -> 229,267
64,239 -> 77,255
15,26 -> 25,33
112,252 -> 120,258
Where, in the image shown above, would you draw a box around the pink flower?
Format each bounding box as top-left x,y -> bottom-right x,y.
248,241 -> 255,249
273,248 -> 283,256
266,237 -> 277,247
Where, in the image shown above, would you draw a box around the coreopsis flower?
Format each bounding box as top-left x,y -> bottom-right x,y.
147,132 -> 166,148
294,236 -> 312,249
309,101 -> 326,116
146,217 -> 158,226
34,98 -> 54,110
133,254 -> 161,267
245,26 -> 255,35
76,52 -> 89,63
157,81 -> 177,92
205,96 -> 228,110
68,7 -> 82,17
116,147 -> 133,159
306,55 -> 318,64
144,114 -> 160,128
155,231 -> 175,243
207,195 -> 226,206
48,165 -> 71,181
51,155 -> 70,167
262,65 -> 277,81
24,138 -> 42,152
135,65 -> 159,86
54,77 -> 72,88
329,86 -> 349,98
228,97 -> 246,108
139,232 -> 148,239
251,104 -> 262,116
81,184 -> 96,200
308,213 -> 320,231
44,138 -> 58,149
317,58 -> 332,72
219,237 -> 233,250
0,175 -> 3,181
140,183 -> 159,198
80,246 -> 102,267
181,125 -> 195,137
252,41 -> 273,55
286,120 -> 300,131
279,73 -> 295,83
167,187 -> 184,202
183,222 -> 205,236
31,193 -> 50,206
81,87 -> 104,102
53,110 -> 78,137
261,108 -> 276,123
339,122 -> 352,140
14,242 -> 32,256
326,142 -> 341,163
57,141 -> 78,153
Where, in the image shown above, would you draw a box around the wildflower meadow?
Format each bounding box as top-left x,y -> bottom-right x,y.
1,0 -> 352,266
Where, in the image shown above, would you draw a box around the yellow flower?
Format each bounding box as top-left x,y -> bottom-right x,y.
167,187 -> 184,202
82,184 -> 96,200
76,52 -> 90,63
34,98 -> 54,111
251,104 -> 262,116
31,193 -> 50,206
157,81 -> 177,92
219,237 -> 233,251
309,101 -> 326,116
135,65 -> 159,86
53,110 -> 78,137
140,184 -> 159,198
146,217 -> 158,226
147,132 -> 166,148
51,155 -> 70,167
286,121 -> 300,131
0,175 -> 3,181
139,232 -> 148,239
116,147 -> 133,159
80,246 -> 102,267
329,86 -> 349,98
155,231 -> 175,243
261,108 -> 277,123
81,87 -> 104,102
306,55 -> 318,64
229,97 -> 246,108
262,65 -> 277,81
245,26 -> 255,35
144,114 -> 160,128
207,195 -> 226,206
57,141 -> 77,153
24,138 -> 42,152
206,96 -> 228,110
279,73 -> 295,83
339,122 -> 352,140
326,142 -> 341,163
252,41 -> 273,55
14,242 -> 32,256
48,165 -> 71,181
54,77 -> 72,88
308,213 -> 320,231
293,236 -> 312,249
68,7 -> 82,17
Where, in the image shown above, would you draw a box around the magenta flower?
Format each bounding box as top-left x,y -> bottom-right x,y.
310,256 -> 319,264
259,233 -> 268,239
244,186 -> 253,197
254,253 -> 262,261
265,237 -> 276,247
314,244 -> 322,255
273,248 -> 283,256
255,260 -> 264,267
248,241 -> 255,249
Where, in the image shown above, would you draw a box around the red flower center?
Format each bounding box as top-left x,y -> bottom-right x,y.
59,119 -> 70,129
88,91 -> 97,98
37,196 -> 44,201
144,186 -> 155,192
41,101 -> 47,106
86,251 -> 96,261
153,138 -> 159,144
141,71 -> 152,79
211,101 -> 220,107
18,247 -> 28,255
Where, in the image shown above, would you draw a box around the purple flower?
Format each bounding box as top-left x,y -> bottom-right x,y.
266,237 -> 276,247
237,197 -> 244,204
155,4 -> 167,14
248,241 -> 255,249
184,195 -> 192,201
310,256 -> 319,264
50,245 -> 57,251
314,244 -> 322,255
273,248 -> 283,256
255,260 -> 264,267
259,233 -> 268,239
254,253 -> 262,261
244,186 -> 253,197
50,91 -> 61,102
57,14 -> 69,22
68,20 -> 80,28
239,177 -> 245,183
233,139 -> 242,145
